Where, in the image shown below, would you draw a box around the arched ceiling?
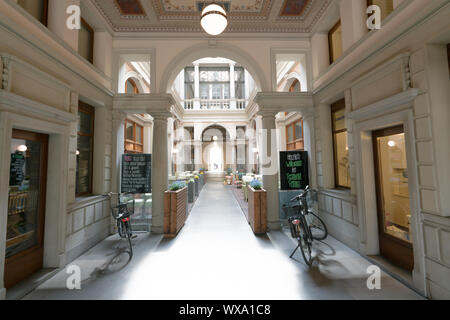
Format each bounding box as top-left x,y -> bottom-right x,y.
90,0 -> 331,34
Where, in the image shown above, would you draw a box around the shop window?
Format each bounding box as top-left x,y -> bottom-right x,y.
367,0 -> 394,21
331,99 -> 350,189
286,118 -> 304,151
78,18 -> 94,63
17,0 -> 48,26
125,78 -> 140,94
328,20 -> 343,64
125,119 -> 144,154
76,102 -> 95,196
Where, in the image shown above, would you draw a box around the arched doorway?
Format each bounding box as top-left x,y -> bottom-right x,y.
201,125 -> 230,173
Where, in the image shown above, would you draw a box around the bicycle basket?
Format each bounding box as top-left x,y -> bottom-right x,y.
282,202 -> 302,217
305,189 -> 318,208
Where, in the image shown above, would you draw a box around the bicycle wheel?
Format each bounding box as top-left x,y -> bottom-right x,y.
298,220 -> 312,266
305,212 -> 328,241
117,219 -> 125,238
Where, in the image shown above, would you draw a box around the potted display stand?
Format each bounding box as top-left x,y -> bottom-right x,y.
164,182 -> 188,238
247,180 -> 267,234
188,180 -> 195,203
194,176 -> 199,196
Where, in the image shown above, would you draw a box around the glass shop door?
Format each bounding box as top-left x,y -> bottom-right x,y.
4,129 -> 48,288
373,125 -> 414,271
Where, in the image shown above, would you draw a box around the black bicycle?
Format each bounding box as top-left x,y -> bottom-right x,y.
283,186 -> 328,266
104,192 -> 135,258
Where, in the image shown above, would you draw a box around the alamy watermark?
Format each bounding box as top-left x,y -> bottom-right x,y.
367,265 -> 382,290
66,264 -> 81,290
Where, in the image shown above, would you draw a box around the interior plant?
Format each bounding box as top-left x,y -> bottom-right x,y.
250,179 -> 262,190
169,181 -> 186,191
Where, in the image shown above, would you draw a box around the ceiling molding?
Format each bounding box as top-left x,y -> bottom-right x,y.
89,0 -> 332,34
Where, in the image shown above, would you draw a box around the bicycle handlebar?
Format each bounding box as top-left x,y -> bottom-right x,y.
290,186 -> 310,202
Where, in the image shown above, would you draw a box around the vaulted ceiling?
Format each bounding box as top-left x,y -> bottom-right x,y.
91,0 -> 331,33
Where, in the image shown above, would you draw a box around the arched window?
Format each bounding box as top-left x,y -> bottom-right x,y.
125,78 -> 140,94
125,119 -> 143,154
286,118 -> 304,151
289,79 -> 301,92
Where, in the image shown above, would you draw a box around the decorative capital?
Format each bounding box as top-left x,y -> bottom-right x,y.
112,110 -> 127,121
255,91 -> 314,116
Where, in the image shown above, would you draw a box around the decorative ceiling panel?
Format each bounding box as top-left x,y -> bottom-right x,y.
90,0 -> 331,33
280,0 -> 310,16
115,0 -> 145,15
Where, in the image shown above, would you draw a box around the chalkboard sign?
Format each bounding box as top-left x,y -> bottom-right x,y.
121,154 -> 152,194
280,151 -> 309,190
10,152 -> 25,186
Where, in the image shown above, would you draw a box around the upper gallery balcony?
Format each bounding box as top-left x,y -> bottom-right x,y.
172,57 -> 255,112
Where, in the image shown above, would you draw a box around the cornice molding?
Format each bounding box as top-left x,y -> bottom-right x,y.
0,90 -> 77,124
347,89 -> 421,122
113,93 -> 175,118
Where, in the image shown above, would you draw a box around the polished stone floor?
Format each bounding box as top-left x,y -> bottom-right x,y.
23,182 -> 423,300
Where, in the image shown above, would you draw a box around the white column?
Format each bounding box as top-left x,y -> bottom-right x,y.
47,0 -> 80,51
277,120 -> 287,152
194,63 -> 200,109
111,111 -> 126,194
340,0 -> 368,52
143,121 -> 153,154
311,32 -> 330,79
167,118 -> 174,175
302,110 -> 317,188
260,112 -> 281,230
194,140 -> 203,170
151,114 -> 170,234
230,62 -> 236,109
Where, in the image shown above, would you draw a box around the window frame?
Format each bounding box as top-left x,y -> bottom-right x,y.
285,118 -> 304,151
125,78 -> 140,94
76,102 -> 95,197
289,79 -> 301,92
331,99 -> 350,189
18,0 -> 48,26
328,20 -> 342,64
124,119 -> 144,154
79,17 -> 94,64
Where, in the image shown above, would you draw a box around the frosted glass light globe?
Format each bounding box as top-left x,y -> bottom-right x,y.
201,4 -> 228,36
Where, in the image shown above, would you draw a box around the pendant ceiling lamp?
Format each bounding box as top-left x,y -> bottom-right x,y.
201,3 -> 228,36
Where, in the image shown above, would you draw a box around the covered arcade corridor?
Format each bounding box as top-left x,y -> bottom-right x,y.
19,182 -> 421,300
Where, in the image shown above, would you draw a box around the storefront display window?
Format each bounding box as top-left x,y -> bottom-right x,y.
331,99 -> 350,189
76,102 -> 95,196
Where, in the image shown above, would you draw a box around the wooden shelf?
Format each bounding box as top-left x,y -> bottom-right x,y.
6,230 -> 34,249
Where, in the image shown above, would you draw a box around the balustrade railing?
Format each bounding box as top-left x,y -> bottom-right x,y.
184,99 -> 248,110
